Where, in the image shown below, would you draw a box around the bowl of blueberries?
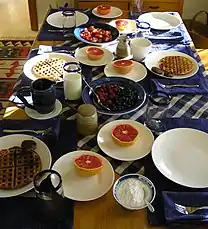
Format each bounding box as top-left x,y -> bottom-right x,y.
82,77 -> 147,115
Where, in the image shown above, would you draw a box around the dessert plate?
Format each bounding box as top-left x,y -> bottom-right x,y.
47,11 -> 89,28
92,6 -> 123,19
145,50 -> 199,79
0,134 -> 51,197
152,128 -> 208,188
75,46 -> 114,66
109,19 -> 137,34
138,12 -> 181,30
52,150 -> 114,201
97,120 -> 154,161
104,60 -> 147,82
25,100 -> 62,120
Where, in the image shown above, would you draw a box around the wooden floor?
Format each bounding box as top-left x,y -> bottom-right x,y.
0,0 -> 37,40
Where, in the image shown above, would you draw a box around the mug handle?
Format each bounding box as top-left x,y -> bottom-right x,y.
16,86 -> 35,110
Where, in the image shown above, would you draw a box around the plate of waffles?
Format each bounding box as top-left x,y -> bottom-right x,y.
0,134 -> 51,197
145,50 -> 199,79
23,53 -> 78,82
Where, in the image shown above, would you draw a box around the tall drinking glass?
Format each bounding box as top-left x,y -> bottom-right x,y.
144,91 -> 172,134
34,169 -> 65,221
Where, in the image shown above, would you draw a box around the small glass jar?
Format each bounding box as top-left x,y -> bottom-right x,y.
77,104 -> 98,136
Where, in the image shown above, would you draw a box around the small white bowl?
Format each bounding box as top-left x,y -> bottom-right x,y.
113,173 -> 156,210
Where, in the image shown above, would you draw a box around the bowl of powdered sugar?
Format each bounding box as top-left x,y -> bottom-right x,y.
113,174 -> 156,210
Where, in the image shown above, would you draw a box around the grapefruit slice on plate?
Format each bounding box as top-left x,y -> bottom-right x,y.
74,154 -> 103,176
112,124 -> 138,146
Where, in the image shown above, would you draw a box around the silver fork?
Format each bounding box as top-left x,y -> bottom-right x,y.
175,203 -> 208,215
158,82 -> 200,89
3,127 -> 53,136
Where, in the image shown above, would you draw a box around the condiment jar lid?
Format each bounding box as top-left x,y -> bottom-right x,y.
78,104 -> 96,116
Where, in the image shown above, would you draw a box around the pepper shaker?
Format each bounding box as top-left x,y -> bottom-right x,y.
115,35 -> 132,59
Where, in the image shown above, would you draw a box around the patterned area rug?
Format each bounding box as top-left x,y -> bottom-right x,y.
0,40 -> 33,119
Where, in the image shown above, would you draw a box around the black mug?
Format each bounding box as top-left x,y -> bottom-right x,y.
16,78 -> 56,114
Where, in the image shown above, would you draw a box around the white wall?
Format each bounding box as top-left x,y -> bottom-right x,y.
182,0 -> 208,21
37,0 -> 208,25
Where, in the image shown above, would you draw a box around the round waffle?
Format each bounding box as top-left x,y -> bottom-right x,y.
32,57 -> 66,81
159,56 -> 194,76
0,146 -> 42,190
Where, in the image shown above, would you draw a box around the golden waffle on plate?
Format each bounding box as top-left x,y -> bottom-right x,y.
32,57 -> 67,81
0,149 -> 14,168
159,56 -> 194,76
0,145 -> 42,190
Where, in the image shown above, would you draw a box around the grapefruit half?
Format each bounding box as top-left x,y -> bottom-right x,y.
74,154 -> 103,176
112,124 -> 138,146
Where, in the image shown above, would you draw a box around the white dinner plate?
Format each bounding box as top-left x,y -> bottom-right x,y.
138,12 -> 181,30
52,150 -> 115,201
25,99 -> 62,120
47,11 -> 89,28
104,60 -> 147,82
152,128 -> 208,188
23,53 -> 78,81
145,50 -> 199,79
92,7 -> 123,19
75,46 -> 114,66
0,134 -> 51,197
97,120 -> 154,161
109,19 -> 137,34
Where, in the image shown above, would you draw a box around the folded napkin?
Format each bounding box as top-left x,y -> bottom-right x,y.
37,8 -> 96,41
163,191 -> 208,224
0,119 -> 60,141
164,118 -> 208,133
144,118 -> 208,226
150,44 -> 208,95
0,196 -> 74,229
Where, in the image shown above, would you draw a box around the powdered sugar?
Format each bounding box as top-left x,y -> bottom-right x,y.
116,178 -> 145,208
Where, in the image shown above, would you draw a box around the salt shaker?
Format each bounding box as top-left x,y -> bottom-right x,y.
116,35 -> 132,59
76,104 -> 98,136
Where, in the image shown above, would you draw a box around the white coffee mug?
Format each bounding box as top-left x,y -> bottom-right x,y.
130,38 -> 152,61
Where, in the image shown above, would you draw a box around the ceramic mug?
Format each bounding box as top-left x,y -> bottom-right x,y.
130,37 -> 152,61
16,78 -> 56,114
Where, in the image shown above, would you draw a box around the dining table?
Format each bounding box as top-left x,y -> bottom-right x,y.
2,6 -> 208,229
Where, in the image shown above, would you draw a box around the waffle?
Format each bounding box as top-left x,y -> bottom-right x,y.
0,145 -> 42,190
32,57 -> 67,81
159,56 -> 194,76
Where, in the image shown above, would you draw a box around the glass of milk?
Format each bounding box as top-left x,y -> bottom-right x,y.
63,62 -> 82,100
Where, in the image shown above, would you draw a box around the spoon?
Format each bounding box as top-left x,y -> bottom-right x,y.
145,199 -> 155,213
82,77 -> 110,111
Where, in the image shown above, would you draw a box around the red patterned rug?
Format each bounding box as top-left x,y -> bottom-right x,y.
0,40 -> 33,118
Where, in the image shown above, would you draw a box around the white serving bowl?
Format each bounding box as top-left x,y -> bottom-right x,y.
113,173 -> 156,210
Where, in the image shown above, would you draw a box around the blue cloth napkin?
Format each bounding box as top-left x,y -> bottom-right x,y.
37,8 -> 96,41
129,12 -> 192,44
163,191 -> 208,224
0,119 -> 60,141
164,118 -> 208,133
0,196 -> 74,229
145,118 -> 208,226
150,44 -> 208,95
